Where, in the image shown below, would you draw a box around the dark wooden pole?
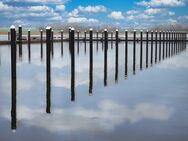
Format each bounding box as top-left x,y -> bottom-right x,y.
46,26 -> 51,113
18,25 -> 22,58
146,30 -> 148,68
155,31 -> 158,63
40,30 -> 43,60
151,31 -> 153,64
133,30 -> 136,74
115,29 -> 119,81
162,31 -> 165,60
140,30 -> 143,70
104,29 -> 108,86
125,30 -> 128,77
71,28 -> 75,101
61,30 -> 63,56
89,28 -> 93,94
159,31 -> 161,61
10,25 -> 17,131
28,29 -> 31,63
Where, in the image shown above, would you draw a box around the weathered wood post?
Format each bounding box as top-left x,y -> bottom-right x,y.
46,26 -> 51,113
125,29 -> 128,77
146,30 -> 148,68
61,30 -> 63,56
28,29 -> 31,62
40,29 -> 43,60
89,28 -> 93,94
10,25 -> 17,131
18,25 -> 22,58
115,29 -> 119,81
151,30 -> 153,64
155,31 -> 158,63
70,28 -> 75,101
8,31 -> 10,41
104,29 -> 108,86
133,30 -> 136,74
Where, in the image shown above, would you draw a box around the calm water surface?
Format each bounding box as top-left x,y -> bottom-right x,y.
0,41 -> 188,141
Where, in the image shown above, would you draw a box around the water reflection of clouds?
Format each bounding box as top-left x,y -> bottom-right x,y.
2,100 -> 173,133
158,51 -> 188,69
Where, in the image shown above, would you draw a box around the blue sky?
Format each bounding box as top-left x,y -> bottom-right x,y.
0,0 -> 188,28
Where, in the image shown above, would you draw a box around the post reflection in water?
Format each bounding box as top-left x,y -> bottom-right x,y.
89,29 -> 93,94
155,31 -> 158,63
77,30 -> 79,55
125,30 -> 128,78
166,31 -> 168,58
104,29 -> 108,86
71,28 -> 75,101
40,30 -> 43,60
151,31 -> 153,65
140,30 -> 143,70
18,25 -> 22,59
61,30 -> 63,56
115,29 -> 119,82
46,27 -> 51,113
10,26 -> 17,131
159,31 -> 161,61
146,30 -> 148,68
133,30 -> 136,74
163,31 -> 165,60
28,29 -> 31,63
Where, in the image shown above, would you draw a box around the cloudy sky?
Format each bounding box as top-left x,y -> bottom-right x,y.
0,0 -> 188,27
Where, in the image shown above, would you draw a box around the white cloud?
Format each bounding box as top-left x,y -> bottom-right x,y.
137,0 -> 185,7
0,1 -> 13,11
68,5 -> 106,17
55,4 -> 65,11
126,10 -> 139,15
28,5 -> 50,12
168,11 -> 175,16
144,8 -> 162,15
78,5 -> 106,13
67,17 -> 99,23
108,11 -> 124,20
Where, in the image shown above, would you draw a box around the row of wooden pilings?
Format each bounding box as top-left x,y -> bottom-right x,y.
9,25 -> 186,131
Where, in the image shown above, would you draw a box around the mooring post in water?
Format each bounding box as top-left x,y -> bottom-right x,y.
159,31 -> 161,61
46,26 -> 51,113
155,30 -> 158,63
125,29 -> 128,77
146,30 -> 148,68
71,28 -> 75,101
68,27 -> 71,54
40,29 -> 43,60
28,29 -> 31,62
18,25 -> 22,58
115,29 -> 119,81
51,30 -> 54,58
162,31 -> 165,60
133,30 -> 136,74
171,31 -> 174,56
10,25 -> 17,131
151,30 -> 153,64
61,30 -> 63,56
104,29 -> 108,86
140,30 -> 143,70
77,30 -> 80,55
102,31 -> 104,51
89,28 -> 93,94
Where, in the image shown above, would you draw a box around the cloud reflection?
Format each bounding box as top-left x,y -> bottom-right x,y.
3,100 -> 173,133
